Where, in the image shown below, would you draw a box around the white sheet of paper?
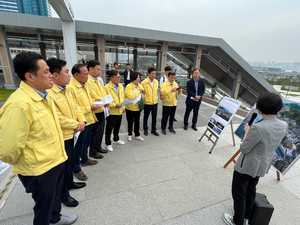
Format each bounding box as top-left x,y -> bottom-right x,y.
103,95 -> 113,105
124,95 -> 141,105
104,107 -> 110,118
0,161 -> 9,176
74,131 -> 81,147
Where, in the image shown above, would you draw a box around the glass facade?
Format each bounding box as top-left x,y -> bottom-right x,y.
17,0 -> 48,16
0,0 -> 49,16
0,0 -> 19,13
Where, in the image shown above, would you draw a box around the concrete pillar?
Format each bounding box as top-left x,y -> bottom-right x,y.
96,36 -> 106,67
232,73 -> 242,99
127,47 -> 130,63
156,50 -> 161,71
62,22 -> 77,69
195,46 -> 202,68
0,28 -> 15,89
160,42 -> 168,74
115,47 -> 119,63
94,45 -> 98,61
55,44 -> 60,59
133,48 -> 138,71
39,42 -> 47,59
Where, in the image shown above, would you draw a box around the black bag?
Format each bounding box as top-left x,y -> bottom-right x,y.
249,193 -> 274,225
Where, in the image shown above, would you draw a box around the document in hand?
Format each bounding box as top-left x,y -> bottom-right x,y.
124,95 -> 141,105
93,95 -> 113,106
74,131 -> 81,147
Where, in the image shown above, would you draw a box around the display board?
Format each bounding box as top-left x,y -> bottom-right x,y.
207,96 -> 241,137
235,100 -> 300,175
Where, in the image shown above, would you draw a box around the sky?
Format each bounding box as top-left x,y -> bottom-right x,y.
65,0 -> 300,63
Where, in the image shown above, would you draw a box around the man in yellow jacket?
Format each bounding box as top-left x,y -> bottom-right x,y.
0,52 -> 77,225
125,72 -> 144,141
47,58 -> 87,208
160,71 -> 181,135
104,70 -> 125,152
141,67 -> 160,136
86,60 -> 108,157
68,64 -> 98,173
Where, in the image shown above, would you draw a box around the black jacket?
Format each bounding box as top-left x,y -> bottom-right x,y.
123,69 -> 134,84
185,79 -> 205,105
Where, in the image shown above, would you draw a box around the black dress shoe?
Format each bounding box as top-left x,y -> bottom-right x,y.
89,152 -> 104,159
161,129 -> 167,135
174,118 -> 177,122
62,196 -> 79,207
98,148 -> 108,154
169,129 -> 176,134
184,125 -> 188,130
69,182 -> 86,190
192,126 -> 198,131
151,131 -> 160,136
144,130 -> 149,136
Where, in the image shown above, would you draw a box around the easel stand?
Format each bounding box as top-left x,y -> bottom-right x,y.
198,128 -> 219,154
199,121 -> 236,154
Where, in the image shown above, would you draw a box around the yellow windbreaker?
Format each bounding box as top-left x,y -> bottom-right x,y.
141,77 -> 158,105
160,81 -> 180,106
68,78 -> 96,125
49,84 -> 84,140
125,82 -> 144,111
86,76 -> 108,113
105,81 -> 124,115
0,81 -> 67,176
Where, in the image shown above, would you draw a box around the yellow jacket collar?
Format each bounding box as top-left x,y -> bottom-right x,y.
19,81 -> 44,102
72,77 -> 84,88
88,75 -> 98,80
52,84 -> 64,93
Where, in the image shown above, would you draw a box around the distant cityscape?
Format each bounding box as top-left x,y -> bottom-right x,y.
251,62 -> 300,100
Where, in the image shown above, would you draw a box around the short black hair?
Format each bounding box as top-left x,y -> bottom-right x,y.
13,51 -> 44,81
87,60 -> 100,70
130,72 -> 141,82
109,70 -> 119,78
71,63 -> 86,75
168,71 -> 176,77
148,67 -> 156,74
164,66 -> 172,72
46,58 -> 67,74
256,93 -> 283,115
113,62 -> 119,66
126,63 -> 131,66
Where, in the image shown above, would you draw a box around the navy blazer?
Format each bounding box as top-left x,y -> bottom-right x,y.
185,78 -> 205,105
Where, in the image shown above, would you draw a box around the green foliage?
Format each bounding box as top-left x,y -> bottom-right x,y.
0,88 -> 14,102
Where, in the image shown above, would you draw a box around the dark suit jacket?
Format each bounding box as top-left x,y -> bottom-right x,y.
123,69 -> 134,85
185,78 -> 205,106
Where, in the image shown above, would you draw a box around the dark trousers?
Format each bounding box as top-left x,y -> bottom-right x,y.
126,109 -> 141,136
232,171 -> 259,225
61,138 -> 74,201
105,115 -> 122,145
73,124 -> 93,173
143,104 -> 158,132
161,106 -> 176,130
90,112 -> 105,155
18,163 -> 65,225
184,102 -> 201,127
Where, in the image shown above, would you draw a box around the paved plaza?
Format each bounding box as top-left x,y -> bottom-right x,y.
1,99 -> 300,225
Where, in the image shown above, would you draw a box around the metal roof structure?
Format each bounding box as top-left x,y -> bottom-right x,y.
0,11 -> 275,105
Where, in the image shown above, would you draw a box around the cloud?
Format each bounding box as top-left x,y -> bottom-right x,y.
64,0 -> 300,62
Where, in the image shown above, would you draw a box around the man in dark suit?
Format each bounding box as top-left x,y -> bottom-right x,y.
123,63 -> 133,86
184,68 -> 205,131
